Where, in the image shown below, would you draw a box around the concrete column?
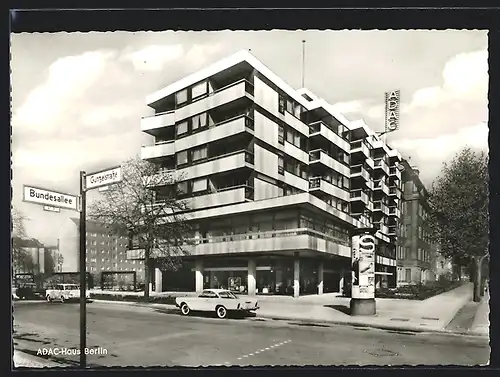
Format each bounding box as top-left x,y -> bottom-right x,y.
195,260 -> 204,293
317,262 -> 324,295
154,268 -> 162,293
339,269 -> 345,294
248,259 -> 257,296
293,257 -> 300,298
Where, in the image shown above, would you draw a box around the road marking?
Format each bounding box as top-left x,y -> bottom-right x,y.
231,340 -> 292,364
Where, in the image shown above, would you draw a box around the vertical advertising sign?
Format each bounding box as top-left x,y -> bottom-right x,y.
385,90 -> 400,133
351,233 -> 376,299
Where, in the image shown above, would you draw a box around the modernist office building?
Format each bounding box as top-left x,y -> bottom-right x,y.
134,50 -> 403,297
396,160 -> 436,285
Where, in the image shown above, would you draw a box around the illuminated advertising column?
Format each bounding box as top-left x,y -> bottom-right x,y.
350,228 -> 377,316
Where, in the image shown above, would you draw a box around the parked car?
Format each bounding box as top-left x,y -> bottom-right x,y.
46,283 -> 91,303
175,289 -> 259,319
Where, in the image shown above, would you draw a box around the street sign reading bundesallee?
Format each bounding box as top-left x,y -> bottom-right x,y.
85,166 -> 122,190
23,185 -> 78,211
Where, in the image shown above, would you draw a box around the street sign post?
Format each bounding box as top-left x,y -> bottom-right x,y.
78,165 -> 121,368
21,164 -> 122,369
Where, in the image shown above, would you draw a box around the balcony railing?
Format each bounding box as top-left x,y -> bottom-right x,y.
245,150 -> 255,165
309,122 -> 321,135
350,189 -> 369,204
188,227 -> 351,248
309,177 -> 321,189
212,78 -> 255,98
374,158 -> 390,175
309,149 -> 322,162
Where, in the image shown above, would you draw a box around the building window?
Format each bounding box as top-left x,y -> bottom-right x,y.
192,145 -> 208,161
176,89 -> 188,105
176,121 -> 188,136
192,113 -> 207,131
278,94 -> 285,114
191,81 -> 208,99
192,178 -> 208,192
177,181 -> 189,195
278,156 -> 284,175
286,99 -> 293,113
176,150 -> 189,166
405,268 -> 411,282
278,124 -> 284,144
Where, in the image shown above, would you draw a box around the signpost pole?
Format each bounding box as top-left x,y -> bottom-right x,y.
79,171 -> 87,368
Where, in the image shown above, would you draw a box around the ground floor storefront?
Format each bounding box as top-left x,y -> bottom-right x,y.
155,253 -> 396,297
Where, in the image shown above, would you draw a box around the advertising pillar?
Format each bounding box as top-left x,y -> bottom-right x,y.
350,228 -> 377,316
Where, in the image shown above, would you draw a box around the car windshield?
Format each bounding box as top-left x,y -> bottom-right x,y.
218,291 -> 237,299
65,285 -> 79,290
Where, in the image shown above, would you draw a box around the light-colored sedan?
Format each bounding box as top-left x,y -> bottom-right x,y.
175,289 -> 259,319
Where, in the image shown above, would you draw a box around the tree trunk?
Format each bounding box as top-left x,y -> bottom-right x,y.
144,247 -> 151,301
473,258 -> 481,303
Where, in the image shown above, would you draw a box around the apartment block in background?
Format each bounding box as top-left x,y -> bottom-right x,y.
58,218 -> 146,285
135,50 -> 403,297
396,160 -> 436,285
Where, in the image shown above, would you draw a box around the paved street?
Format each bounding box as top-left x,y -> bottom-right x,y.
13,301 -> 489,367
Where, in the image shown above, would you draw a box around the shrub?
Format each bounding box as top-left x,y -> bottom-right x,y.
375,280 -> 464,300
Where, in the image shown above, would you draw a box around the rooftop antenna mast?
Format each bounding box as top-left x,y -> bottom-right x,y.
301,40 -> 306,88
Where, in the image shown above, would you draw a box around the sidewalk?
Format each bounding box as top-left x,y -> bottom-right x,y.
13,350 -> 65,368
470,290 -> 490,336
92,283 -> 478,335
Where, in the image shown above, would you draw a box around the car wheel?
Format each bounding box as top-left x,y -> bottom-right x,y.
60,296 -> 65,303
216,305 -> 228,319
180,303 -> 190,316
46,295 -> 52,302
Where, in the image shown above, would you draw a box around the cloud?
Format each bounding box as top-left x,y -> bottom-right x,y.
389,122 -> 488,183
119,43 -> 223,73
403,50 -> 488,112
119,44 -> 184,72
12,50 -> 116,133
330,100 -> 368,115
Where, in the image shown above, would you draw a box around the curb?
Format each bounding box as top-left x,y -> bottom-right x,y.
92,299 -> 488,338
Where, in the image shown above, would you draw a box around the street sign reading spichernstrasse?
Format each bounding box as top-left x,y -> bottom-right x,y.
85,166 -> 122,190
23,185 -> 79,211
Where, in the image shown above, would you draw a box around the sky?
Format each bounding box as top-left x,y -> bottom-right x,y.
11,30 -> 489,246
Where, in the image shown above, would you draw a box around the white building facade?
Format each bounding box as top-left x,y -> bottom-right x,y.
132,50 -> 403,297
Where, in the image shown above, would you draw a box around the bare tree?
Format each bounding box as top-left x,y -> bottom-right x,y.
12,207 -> 34,274
88,156 -> 192,301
